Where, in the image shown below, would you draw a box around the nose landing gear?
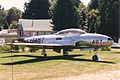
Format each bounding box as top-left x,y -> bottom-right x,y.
92,53 -> 100,61
92,48 -> 100,61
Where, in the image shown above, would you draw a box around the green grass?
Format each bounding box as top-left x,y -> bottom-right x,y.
0,49 -> 120,80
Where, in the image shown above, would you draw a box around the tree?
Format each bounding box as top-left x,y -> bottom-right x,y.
98,0 -> 119,42
22,0 -> 50,19
76,3 -> 88,31
71,0 -> 81,8
0,5 -> 5,30
3,7 -> 21,29
87,9 -> 100,33
79,8 -> 87,31
52,0 -> 80,31
9,21 -> 18,29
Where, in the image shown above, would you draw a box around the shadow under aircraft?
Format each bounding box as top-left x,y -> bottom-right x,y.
1,54 -> 116,65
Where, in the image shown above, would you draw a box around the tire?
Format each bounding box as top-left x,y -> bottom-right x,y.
92,54 -> 99,61
44,54 -> 47,57
75,42 -> 80,48
63,49 -> 69,56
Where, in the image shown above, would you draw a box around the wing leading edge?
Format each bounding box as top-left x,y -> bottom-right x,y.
6,43 -> 74,47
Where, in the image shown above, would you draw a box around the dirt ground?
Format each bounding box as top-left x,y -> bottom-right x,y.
0,64 -> 120,80
45,64 -> 120,80
0,70 -> 120,80
47,69 -> 120,80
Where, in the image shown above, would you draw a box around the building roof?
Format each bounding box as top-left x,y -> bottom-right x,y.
18,19 -> 53,31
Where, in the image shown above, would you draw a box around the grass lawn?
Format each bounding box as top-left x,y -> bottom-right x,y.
0,49 -> 120,80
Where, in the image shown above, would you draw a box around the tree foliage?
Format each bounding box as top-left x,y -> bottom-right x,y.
71,0 -> 81,8
3,7 -> 21,29
0,5 -> 5,30
52,0 -> 80,31
87,9 -> 100,33
22,0 -> 50,19
98,0 -> 119,42
79,8 -> 87,31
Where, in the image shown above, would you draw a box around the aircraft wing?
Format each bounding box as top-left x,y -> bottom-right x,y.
6,43 -> 74,47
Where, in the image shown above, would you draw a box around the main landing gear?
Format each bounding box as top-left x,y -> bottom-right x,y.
63,50 -> 69,56
41,47 -> 47,57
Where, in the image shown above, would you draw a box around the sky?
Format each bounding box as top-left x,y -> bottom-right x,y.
0,0 -> 90,11
0,0 -> 29,11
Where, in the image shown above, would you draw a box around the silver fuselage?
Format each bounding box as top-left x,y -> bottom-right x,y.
23,33 -> 113,48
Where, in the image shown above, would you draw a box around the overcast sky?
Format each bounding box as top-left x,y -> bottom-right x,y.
0,0 -> 90,11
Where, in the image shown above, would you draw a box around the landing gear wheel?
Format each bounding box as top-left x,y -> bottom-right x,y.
63,52 -> 69,56
41,47 -> 47,58
92,54 -> 99,61
63,50 -> 69,56
44,54 -> 47,57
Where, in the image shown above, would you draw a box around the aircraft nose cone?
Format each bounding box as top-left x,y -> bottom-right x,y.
108,37 -> 112,41
108,37 -> 113,45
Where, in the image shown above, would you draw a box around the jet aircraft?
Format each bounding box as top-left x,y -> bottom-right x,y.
7,28 -> 113,61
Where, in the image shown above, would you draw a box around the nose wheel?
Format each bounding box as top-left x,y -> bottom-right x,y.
92,52 -> 100,61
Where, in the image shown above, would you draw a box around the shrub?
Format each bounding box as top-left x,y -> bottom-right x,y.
29,47 -> 39,53
0,45 -> 11,53
100,47 -> 111,51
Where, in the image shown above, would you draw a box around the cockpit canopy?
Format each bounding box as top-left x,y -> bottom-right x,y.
54,28 -> 86,36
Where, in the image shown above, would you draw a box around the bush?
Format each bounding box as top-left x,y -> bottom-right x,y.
0,45 -> 11,53
18,46 -> 25,52
29,47 -> 39,53
13,45 -> 19,50
100,47 -> 111,51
